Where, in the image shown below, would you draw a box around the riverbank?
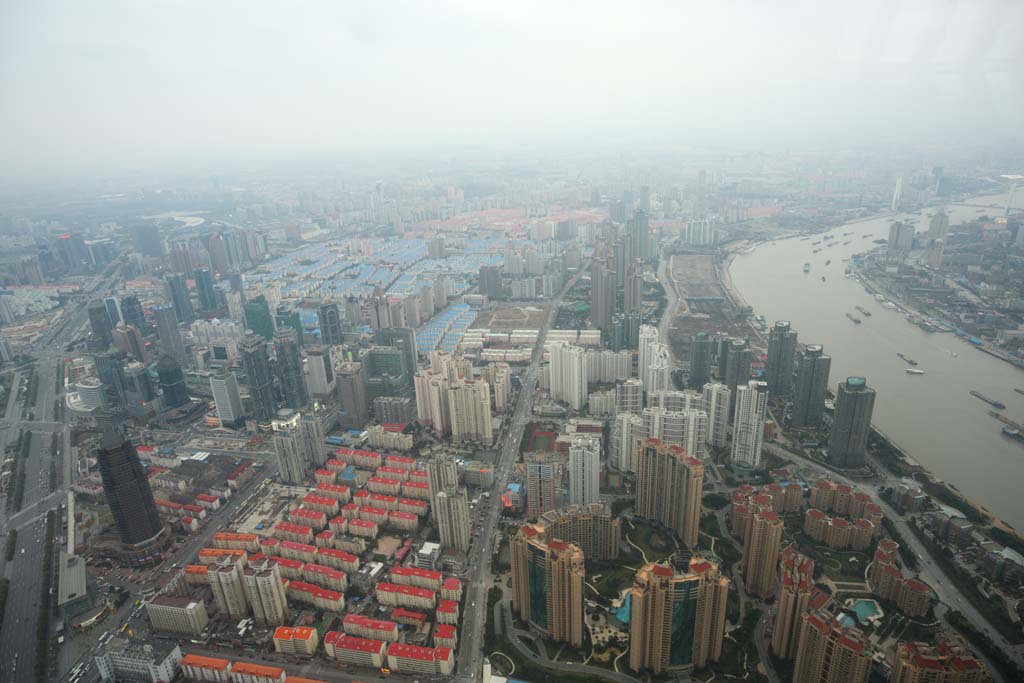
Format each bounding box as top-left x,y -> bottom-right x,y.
721,206 -> 1024,538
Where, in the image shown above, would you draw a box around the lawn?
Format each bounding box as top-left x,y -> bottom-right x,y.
588,562 -> 636,599
627,520 -> 676,563
815,547 -> 869,580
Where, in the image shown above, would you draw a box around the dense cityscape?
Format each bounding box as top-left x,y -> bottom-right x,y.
3,3 -> 1024,683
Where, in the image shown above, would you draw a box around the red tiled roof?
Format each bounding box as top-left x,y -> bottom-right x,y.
387,642 -> 437,662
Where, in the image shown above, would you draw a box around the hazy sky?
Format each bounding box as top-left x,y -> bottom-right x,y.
1,0 -> 1021,181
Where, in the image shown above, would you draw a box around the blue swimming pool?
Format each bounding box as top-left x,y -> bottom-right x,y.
851,599 -> 879,622
611,593 -> 631,624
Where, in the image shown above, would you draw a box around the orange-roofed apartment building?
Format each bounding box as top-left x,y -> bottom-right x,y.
891,641 -> 991,683
273,625 -> 319,656
772,547 -> 815,659
628,558 -> 729,674
510,524 -> 585,647
634,439 -> 704,548
793,610 -> 871,683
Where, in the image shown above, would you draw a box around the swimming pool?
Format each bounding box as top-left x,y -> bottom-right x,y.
610,593 -> 631,624
850,599 -> 880,623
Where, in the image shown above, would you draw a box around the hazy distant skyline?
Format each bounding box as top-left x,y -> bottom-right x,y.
1,0 -> 1022,181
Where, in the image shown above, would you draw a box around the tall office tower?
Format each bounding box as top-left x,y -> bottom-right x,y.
336,361 -> 368,429
891,642 -> 989,683
273,430 -> 306,485
635,439 -> 704,547
103,296 -> 123,327
615,377 -> 644,414
702,382 -> 730,449
793,610 -> 871,683
689,332 -> 713,389
479,265 -> 503,299
95,351 -> 129,408
791,345 -> 831,429
368,287 -> 392,330
298,413 -> 327,466
318,301 -> 343,346
363,345 -> 408,400
589,257 -> 616,332
374,328 -> 418,388
193,268 -> 217,312
629,558 -> 729,674
95,426 -> 165,547
627,209 -> 650,260
743,507 -> 784,598
548,341 -> 588,410
772,547 -> 815,660
435,488 -> 471,553
120,295 -> 146,333
123,361 -> 156,410
623,258 -> 643,314
242,557 -> 290,626
891,176 -> 904,212
510,526 -> 585,648
374,396 -> 415,423
829,377 -> 876,468
156,354 -> 190,409
731,380 -> 769,468
274,305 -> 304,345
927,209 -> 950,244
613,411 -> 644,472
568,435 -> 601,506
888,220 -> 915,255
243,295 -> 275,340
766,321 -> 798,396
643,342 -> 671,394
926,239 -> 945,268
611,311 -> 642,351
163,273 -> 195,323
88,300 -> 113,348
433,274 -> 448,309
305,345 -> 335,399
426,456 -> 459,505
210,372 -> 244,428
724,339 -> 753,415
239,332 -> 276,422
273,328 -> 308,409
225,290 -> 245,322
153,304 -> 187,365
111,323 -> 148,363
526,453 -> 559,518
207,233 -> 229,274
447,379 -> 493,444
637,325 -> 660,381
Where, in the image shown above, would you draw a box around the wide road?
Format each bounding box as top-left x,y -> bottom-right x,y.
456,266 -> 585,682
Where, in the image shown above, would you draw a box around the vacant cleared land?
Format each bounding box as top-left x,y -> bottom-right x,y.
472,304 -> 549,331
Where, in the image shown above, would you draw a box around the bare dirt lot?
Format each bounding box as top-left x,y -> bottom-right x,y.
471,304 -> 550,331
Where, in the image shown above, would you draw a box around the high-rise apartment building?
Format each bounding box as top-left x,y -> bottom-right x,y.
243,557 -> 290,626
273,328 -> 308,409
731,380 -> 769,468
298,413 -> 327,466
526,453 -> 559,518
724,339 -> 753,415
548,341 -> 588,410
96,427 -> 165,547
447,379 -> 493,444
635,439 -> 703,548
793,610 -> 871,683
615,377 -> 644,414
829,377 -> 876,468
791,345 -> 831,429
510,526 -> 585,647
702,382 -> 730,450
210,372 -> 243,428
479,265 -> 503,299
743,507 -> 784,598
689,332 -> 713,389
336,361 -> 369,429
426,456 -> 459,504
891,641 -> 989,683
153,304 -> 187,365
643,343 -> 671,395
532,503 -> 620,561
637,325 -> 660,383
273,430 -> 306,485
613,411 -> 644,472
589,258 -> 616,332
318,301 -> 343,346
628,209 -> 650,261
623,258 -> 643,313
434,488 -> 470,553
239,332 -> 276,422
772,547 -> 815,660
766,321 -> 798,396
629,558 -> 729,674
567,435 -> 600,506
414,369 -> 450,436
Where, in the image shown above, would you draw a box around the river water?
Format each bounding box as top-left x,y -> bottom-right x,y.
730,192 -> 1024,530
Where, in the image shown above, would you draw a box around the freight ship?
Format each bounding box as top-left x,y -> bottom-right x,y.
846,313 -> 862,324
970,390 -> 1006,410
896,353 -> 918,366
855,306 -> 872,317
